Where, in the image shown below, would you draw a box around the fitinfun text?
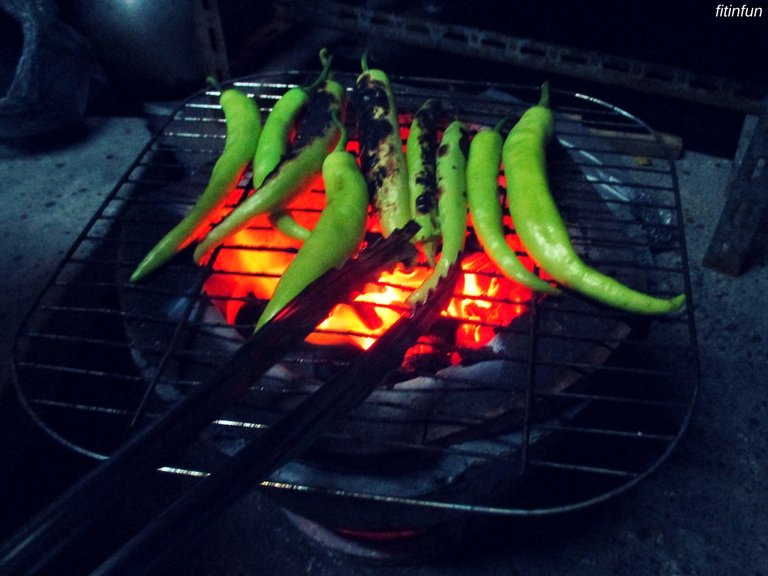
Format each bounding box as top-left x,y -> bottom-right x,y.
715,4 -> 763,16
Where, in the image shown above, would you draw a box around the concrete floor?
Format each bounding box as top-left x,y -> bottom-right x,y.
0,108 -> 766,575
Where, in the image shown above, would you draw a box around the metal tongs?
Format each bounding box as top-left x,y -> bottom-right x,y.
0,222 -> 460,576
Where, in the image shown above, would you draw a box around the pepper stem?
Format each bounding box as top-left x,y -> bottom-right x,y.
493,116 -> 513,133
361,49 -> 370,72
538,81 -> 551,108
331,108 -> 347,152
205,76 -> 222,91
302,48 -> 333,92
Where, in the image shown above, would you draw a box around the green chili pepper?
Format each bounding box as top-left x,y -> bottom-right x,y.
193,73 -> 345,263
353,52 -> 410,238
254,111 -> 369,331
407,120 -> 469,306
256,49 -> 332,243
251,48 -> 332,190
504,82 -> 686,315
406,99 -> 442,264
466,118 -> 560,295
128,86 -> 261,282
268,211 -> 311,241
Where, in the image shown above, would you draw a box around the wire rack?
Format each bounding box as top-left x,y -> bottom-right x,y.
12,72 -> 699,529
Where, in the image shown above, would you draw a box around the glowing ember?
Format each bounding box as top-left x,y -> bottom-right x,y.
200,130 -> 541,352
308,265 -> 423,350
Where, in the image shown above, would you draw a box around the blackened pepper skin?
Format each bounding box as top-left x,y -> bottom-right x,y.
193,77 -> 345,263
252,49 -> 332,191
353,59 -> 410,238
260,49 -> 337,242
407,120 -> 469,305
406,99 -> 442,262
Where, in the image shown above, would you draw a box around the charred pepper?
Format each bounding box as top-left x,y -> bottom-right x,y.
353,52 -> 410,237
258,49 -> 332,242
406,99 -> 442,263
251,49 -> 332,190
193,71 -> 345,263
407,120 -> 469,306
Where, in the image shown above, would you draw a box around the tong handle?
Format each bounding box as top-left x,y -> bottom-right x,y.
0,225 -> 418,576
91,262 -> 461,576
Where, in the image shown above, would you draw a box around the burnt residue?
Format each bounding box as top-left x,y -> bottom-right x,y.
352,74 -> 399,196
437,123 -> 470,161
415,191 -> 436,214
353,75 -> 391,114
369,163 -> 392,195
414,100 -> 441,152
412,100 -> 441,215
248,84 -> 339,193
359,119 -> 397,194
289,86 -> 338,151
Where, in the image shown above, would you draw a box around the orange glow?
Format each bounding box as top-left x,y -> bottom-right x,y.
203,229 -> 533,351
448,251 -> 532,349
201,127 -> 540,353
308,264 -> 428,350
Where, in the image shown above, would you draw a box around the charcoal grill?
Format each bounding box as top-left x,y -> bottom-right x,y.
11,72 -> 699,561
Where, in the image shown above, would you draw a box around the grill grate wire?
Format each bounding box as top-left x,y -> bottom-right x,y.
12,72 -> 699,519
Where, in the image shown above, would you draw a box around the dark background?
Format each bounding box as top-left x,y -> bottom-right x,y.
3,0 -> 764,154
1,1 -> 766,574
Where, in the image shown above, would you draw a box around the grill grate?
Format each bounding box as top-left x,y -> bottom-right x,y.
12,72 -> 699,525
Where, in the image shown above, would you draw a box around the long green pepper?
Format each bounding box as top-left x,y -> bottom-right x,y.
407,120 -> 469,306
258,49 -> 333,242
406,99 -> 442,263
193,74 -> 345,263
504,82 -> 686,315
466,118 -> 560,295
353,52 -> 411,238
251,49 -> 332,190
254,112 -> 369,331
129,86 -> 261,283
